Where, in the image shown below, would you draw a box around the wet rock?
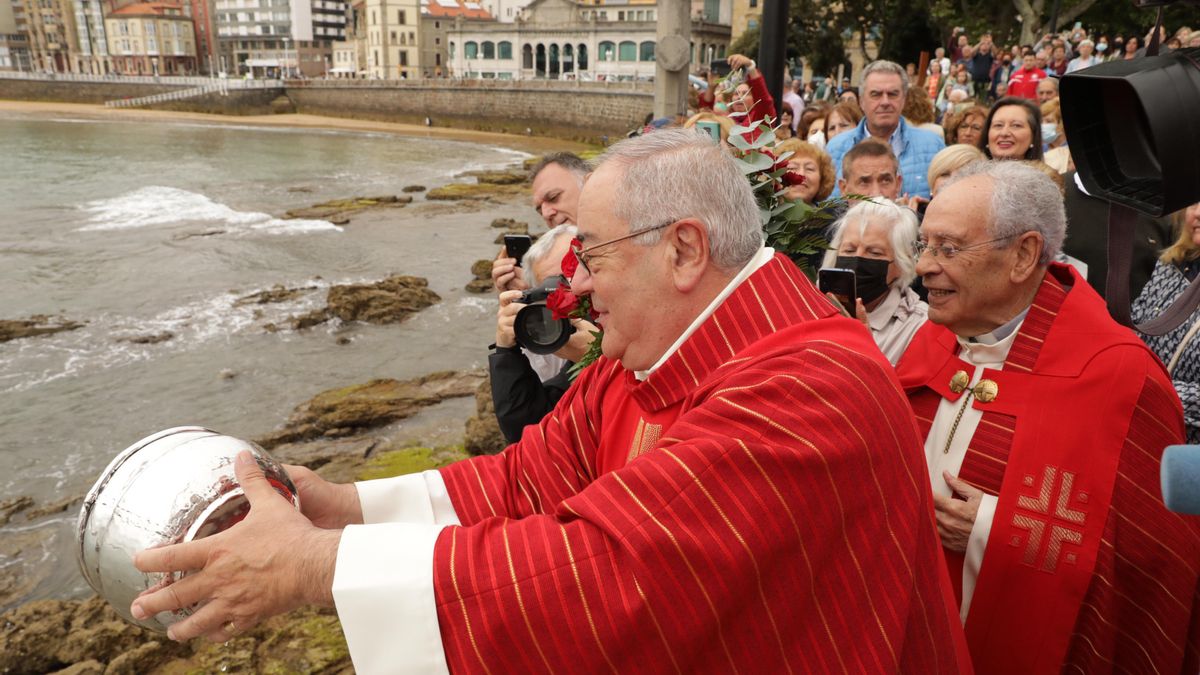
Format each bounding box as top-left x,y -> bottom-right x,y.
469,170 -> 527,185
51,660 -> 104,674
118,332 -> 173,345
287,186 -> 313,193
219,369 -> 237,380
253,370 -> 486,449
490,217 -> 527,229
284,195 -> 412,224
0,495 -> 33,526
401,185 -> 426,193
0,315 -> 84,343
233,284 -> 318,307
464,375 -> 506,456
324,275 -> 440,325
288,308 -> 331,330
426,182 -> 527,201
24,494 -> 82,520
465,279 -> 494,294
471,259 -> 494,279
170,229 -> 225,241
0,528 -> 55,607
335,335 -> 352,345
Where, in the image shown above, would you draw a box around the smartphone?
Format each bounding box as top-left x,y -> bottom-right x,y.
503,234 -> 533,266
696,120 -> 722,142
818,268 -> 857,317
709,60 -> 732,77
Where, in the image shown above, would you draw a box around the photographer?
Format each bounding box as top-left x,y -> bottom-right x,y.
491,225 -> 597,443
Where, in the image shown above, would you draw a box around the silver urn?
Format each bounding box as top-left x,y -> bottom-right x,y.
76,426 -> 300,632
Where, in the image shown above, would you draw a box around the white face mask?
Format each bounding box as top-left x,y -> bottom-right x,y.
1096,43 -> 1108,53
1041,122 -> 1059,145
807,130 -> 826,149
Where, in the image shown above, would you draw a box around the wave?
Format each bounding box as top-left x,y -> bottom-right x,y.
78,186 -> 339,235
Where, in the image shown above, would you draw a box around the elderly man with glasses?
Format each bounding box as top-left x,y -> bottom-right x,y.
896,161 -> 1200,675
130,129 -> 972,673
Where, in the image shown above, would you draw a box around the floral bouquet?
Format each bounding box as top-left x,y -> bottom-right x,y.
546,238 -> 604,377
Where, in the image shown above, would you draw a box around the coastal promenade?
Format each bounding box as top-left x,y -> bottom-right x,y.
0,71 -> 653,142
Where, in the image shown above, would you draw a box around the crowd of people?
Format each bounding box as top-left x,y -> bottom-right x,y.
122,23 -> 1200,675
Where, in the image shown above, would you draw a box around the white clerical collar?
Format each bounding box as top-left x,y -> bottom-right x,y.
962,306 -> 1030,346
635,247 -> 775,381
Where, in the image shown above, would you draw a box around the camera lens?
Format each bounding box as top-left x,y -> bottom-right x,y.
514,305 -> 573,355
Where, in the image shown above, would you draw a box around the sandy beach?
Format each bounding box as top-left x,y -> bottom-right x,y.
0,100 -> 593,155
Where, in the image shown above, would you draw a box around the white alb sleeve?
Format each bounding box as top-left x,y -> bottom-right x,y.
959,492 -> 999,622
355,469 -> 460,525
333,522 -> 452,675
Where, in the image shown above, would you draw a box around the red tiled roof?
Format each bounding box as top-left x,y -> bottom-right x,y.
421,0 -> 493,20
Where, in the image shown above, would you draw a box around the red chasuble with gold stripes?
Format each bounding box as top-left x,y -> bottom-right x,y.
897,263 -> 1200,675
431,253 -> 971,673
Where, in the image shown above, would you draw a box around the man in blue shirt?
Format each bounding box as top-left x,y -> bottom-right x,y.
827,60 -> 945,199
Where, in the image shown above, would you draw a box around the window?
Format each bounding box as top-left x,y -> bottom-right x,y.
618,40 -> 635,61
398,9 -> 405,23
498,40 -> 511,59
481,41 -> 494,58
598,40 -> 614,61
436,53 -> 440,65
639,40 -> 654,61
617,10 -> 623,19
434,21 -> 439,28
464,41 -> 477,59
449,41 -> 455,58
390,30 -> 396,41
435,37 -> 440,45
400,50 -> 407,65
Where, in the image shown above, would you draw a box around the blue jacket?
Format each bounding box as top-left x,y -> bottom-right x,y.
826,117 -> 945,199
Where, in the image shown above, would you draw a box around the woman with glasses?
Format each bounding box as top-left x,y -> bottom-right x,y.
822,199 -> 927,364
944,104 -> 988,147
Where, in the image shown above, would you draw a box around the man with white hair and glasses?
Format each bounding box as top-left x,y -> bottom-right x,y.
896,161 -> 1200,674
130,129 -> 970,673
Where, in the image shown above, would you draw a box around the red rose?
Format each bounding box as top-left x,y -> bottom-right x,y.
546,282 -> 580,320
782,171 -> 807,187
560,238 -> 580,280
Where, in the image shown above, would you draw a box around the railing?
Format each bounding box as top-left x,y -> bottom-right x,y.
0,71 -> 283,88
105,81 -> 232,107
289,77 -> 653,94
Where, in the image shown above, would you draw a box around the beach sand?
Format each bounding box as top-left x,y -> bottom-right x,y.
0,100 -> 593,155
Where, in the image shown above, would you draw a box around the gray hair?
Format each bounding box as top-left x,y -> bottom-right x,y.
822,199 -> 921,287
593,128 -> 764,270
523,223 -> 578,286
943,161 -> 1066,265
530,152 -> 590,185
862,59 -> 910,94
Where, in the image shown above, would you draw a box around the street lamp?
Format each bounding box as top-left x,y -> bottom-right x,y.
282,37 -> 290,78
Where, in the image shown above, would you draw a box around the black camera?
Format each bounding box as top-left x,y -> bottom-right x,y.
513,276 -> 575,355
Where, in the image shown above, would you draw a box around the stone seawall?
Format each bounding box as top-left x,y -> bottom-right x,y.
0,78 -> 654,142
0,78 -> 285,115
285,81 -> 652,142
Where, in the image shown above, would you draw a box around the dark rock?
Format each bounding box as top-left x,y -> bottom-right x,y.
401,185 -> 426,193
490,217 -> 527,229
0,496 -> 33,526
171,229 -> 226,241
253,370 -> 486,450
329,215 -> 351,225
24,494 -> 82,520
119,332 -> 173,345
286,186 -> 313,193
464,375 -> 506,455
324,275 -> 440,325
471,170 -> 527,185
0,315 -> 84,343
471,259 -> 493,279
426,183 -> 527,201
289,309 -> 330,330
465,279 -> 494,294
51,660 -> 104,674
234,284 -> 318,307
335,336 -> 352,345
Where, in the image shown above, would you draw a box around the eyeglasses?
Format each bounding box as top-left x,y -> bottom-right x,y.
912,235 -> 1015,261
573,220 -> 674,275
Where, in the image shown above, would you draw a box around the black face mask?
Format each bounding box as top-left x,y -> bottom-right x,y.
835,255 -> 893,305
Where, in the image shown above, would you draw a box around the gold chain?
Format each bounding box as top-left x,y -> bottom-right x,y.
943,391 -> 975,454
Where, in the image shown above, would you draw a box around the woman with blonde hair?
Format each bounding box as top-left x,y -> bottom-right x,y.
1039,98 -> 1072,173
926,144 -> 986,196
822,199 -> 927,363
775,138 -> 836,205
1133,201 -> 1200,442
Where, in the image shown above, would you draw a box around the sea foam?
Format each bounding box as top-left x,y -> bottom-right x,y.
79,185 -> 339,235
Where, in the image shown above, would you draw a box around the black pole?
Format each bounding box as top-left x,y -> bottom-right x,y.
1047,0 -> 1063,36
757,0 -> 788,119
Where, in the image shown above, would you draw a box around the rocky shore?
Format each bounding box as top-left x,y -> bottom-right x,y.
0,366 -> 507,674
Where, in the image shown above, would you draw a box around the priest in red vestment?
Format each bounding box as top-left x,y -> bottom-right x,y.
131,129 -> 970,673
896,160 -> 1200,675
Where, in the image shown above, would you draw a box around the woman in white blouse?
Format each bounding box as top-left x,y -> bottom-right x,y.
822,199 -> 927,364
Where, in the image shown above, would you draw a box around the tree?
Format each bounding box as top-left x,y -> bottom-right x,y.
1012,0 -> 1101,45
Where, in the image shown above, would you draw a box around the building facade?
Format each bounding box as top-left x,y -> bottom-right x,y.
361,0 -> 419,78
21,0 -> 77,72
70,0 -> 111,72
105,1 -> 197,74
214,0 -> 346,77
728,0 -> 754,43
446,0 -> 729,80
418,0 -> 489,77
0,0 -> 33,69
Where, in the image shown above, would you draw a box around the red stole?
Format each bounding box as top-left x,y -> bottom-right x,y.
899,264 -> 1163,674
